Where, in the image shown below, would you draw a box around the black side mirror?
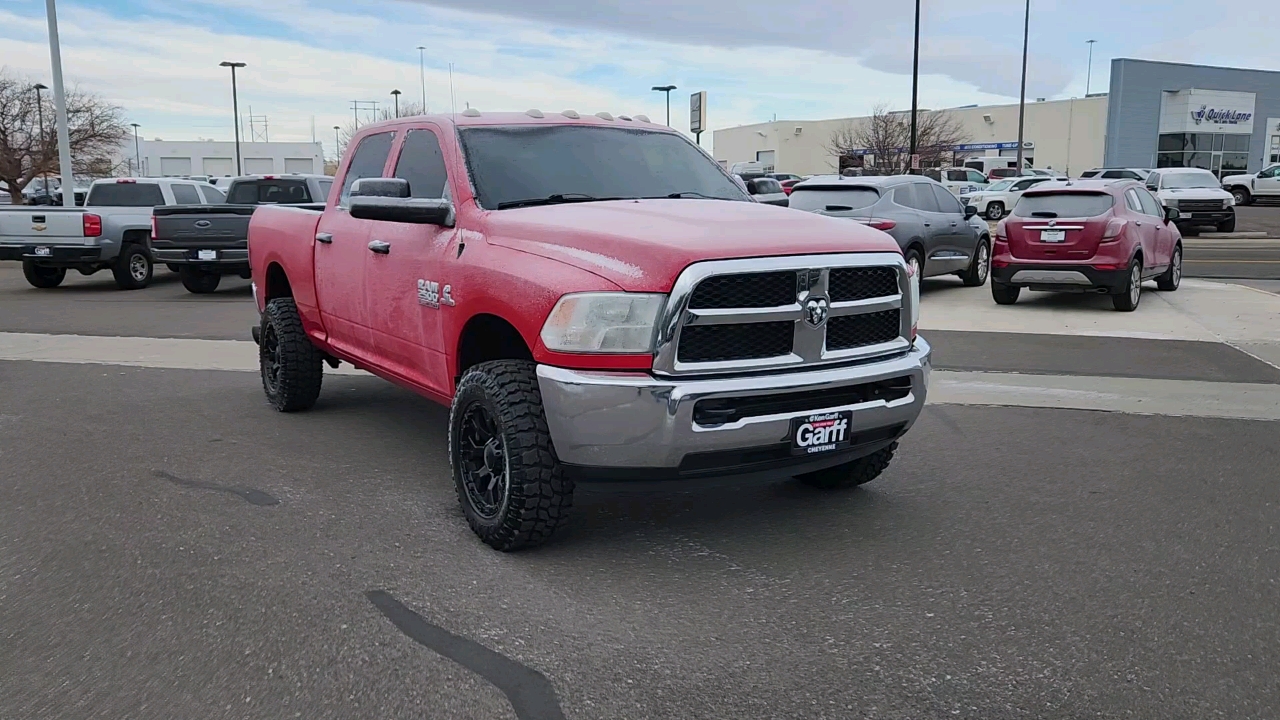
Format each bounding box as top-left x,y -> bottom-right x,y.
350,177 -> 410,198
349,196 -> 454,225
964,205 -> 979,219
1164,206 -> 1180,223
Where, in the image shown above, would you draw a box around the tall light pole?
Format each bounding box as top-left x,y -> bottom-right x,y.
391,89 -> 401,118
908,0 -> 921,174
33,83 -> 49,200
417,46 -> 427,112
1015,0 -> 1030,172
219,61 -> 246,175
651,85 -> 676,127
43,0 -> 76,207
130,122 -> 141,176
333,125 -> 341,162
1085,39 -> 1097,96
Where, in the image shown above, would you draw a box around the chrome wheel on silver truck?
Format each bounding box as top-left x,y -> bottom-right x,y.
449,360 -> 572,551
111,243 -> 153,290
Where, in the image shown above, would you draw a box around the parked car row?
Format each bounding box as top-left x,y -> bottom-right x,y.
0,174 -> 331,292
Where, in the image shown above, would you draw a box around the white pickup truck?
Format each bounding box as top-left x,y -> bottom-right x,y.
0,177 -> 224,289
1220,164 -> 1280,206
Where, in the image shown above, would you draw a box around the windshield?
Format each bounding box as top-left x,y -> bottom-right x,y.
986,180 -> 1015,192
1013,192 -> 1114,218
787,186 -> 880,212
1160,172 -> 1221,189
458,125 -> 747,209
85,183 -> 166,207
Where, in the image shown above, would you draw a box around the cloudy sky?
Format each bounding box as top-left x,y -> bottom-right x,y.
2,0 -> 1276,158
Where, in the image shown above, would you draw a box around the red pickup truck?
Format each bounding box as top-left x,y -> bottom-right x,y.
248,111 -> 931,551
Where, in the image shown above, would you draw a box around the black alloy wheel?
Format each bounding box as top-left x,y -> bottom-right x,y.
457,402 -> 509,519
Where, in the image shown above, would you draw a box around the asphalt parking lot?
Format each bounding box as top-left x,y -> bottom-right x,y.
2,264 -> 1279,719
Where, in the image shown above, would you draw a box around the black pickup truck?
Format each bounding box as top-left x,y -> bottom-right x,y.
151,174 -> 332,293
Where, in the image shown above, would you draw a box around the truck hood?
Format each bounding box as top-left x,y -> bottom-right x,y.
482,198 -> 902,291
1156,188 -> 1233,201
1220,173 -> 1253,185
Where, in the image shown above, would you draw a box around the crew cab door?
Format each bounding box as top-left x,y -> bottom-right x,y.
315,131 -> 395,356
363,127 -> 454,396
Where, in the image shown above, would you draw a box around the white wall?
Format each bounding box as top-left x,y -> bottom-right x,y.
134,140 -> 325,177
713,96 -> 1109,177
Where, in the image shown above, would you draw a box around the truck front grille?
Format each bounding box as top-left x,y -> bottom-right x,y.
677,321 -> 793,363
656,253 -> 911,375
1178,200 -> 1225,213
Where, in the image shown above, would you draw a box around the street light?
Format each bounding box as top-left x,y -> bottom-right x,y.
130,122 -> 141,177
333,125 -> 341,161
651,85 -> 676,126
1015,0 -> 1030,172
417,46 -> 427,112
1085,39 -> 1098,96
391,89 -> 401,118
42,0 -> 76,207
32,83 -> 49,200
219,61 -> 246,175
908,0 -> 921,174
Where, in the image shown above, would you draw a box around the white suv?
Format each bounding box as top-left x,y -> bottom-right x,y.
959,175 -> 1065,220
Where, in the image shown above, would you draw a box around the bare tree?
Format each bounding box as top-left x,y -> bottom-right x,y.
0,69 -> 130,203
826,104 -> 969,175
336,101 -> 427,159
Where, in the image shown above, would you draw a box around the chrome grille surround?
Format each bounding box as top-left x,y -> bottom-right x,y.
652,252 -> 912,377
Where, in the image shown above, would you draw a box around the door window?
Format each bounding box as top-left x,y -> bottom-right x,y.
393,129 -> 450,198
967,170 -> 987,184
1011,179 -> 1040,192
896,183 -> 940,212
1136,189 -> 1163,217
929,183 -> 964,214
171,184 -> 202,204
340,132 -> 396,202
197,185 -> 226,203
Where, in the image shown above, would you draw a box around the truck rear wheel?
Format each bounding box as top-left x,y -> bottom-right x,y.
796,442 -> 897,489
180,266 -> 222,294
22,260 -> 66,289
112,243 -> 153,290
259,298 -> 324,412
449,360 -> 573,551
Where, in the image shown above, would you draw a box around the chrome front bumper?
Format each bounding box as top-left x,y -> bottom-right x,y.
536,338 -> 931,479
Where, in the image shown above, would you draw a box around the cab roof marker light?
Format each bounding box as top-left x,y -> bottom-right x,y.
618,115 -> 633,121
461,107 -> 481,117
595,112 -> 614,121
525,109 -> 544,118
561,110 -> 580,119
634,114 -> 651,123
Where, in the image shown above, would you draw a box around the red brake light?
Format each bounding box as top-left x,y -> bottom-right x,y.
1102,218 -> 1126,241
865,219 -> 897,231
116,178 -> 136,184
994,221 -> 1007,241
83,213 -> 102,237
150,214 -> 157,240
263,175 -> 276,179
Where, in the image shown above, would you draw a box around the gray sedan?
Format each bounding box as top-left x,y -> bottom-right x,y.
788,174 -> 990,285
738,176 -> 790,207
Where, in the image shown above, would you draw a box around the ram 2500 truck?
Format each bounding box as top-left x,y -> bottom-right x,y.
249,112 -> 931,551
152,175 -> 331,293
0,177 -> 222,289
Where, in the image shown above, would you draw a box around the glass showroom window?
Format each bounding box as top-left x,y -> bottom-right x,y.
1157,132 -> 1251,177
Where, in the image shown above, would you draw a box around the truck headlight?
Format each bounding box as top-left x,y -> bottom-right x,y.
907,261 -> 920,340
540,293 -> 666,353
1224,197 -> 1233,208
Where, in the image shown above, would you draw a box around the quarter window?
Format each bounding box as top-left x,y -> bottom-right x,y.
1124,189 -> 1143,213
171,184 -> 202,204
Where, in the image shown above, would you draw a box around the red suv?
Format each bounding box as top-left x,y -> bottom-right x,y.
990,180 -> 1183,311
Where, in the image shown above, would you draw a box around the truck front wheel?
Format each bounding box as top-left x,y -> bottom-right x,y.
449,360 -> 573,551
180,266 -> 222,294
22,260 -> 66,288
796,442 -> 897,489
259,298 -> 324,412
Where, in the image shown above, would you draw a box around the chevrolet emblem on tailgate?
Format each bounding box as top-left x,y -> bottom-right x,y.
32,223 -> 46,231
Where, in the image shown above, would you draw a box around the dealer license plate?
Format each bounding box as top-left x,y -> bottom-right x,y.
34,246 -> 51,256
197,249 -> 217,261
790,411 -> 853,456
1040,230 -> 1066,243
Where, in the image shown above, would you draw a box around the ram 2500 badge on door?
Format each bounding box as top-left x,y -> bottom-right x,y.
248,111 -> 931,551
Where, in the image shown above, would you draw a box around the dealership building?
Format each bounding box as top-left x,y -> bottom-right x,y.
713,59 -> 1280,178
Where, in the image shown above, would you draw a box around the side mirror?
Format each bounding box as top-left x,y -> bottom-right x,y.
964,205 -> 979,219
349,196 -> 455,226
350,177 -> 410,198
1164,206 -> 1180,223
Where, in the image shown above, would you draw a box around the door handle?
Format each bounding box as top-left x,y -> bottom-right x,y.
950,221 -> 958,226
923,222 -> 932,227
315,232 -> 333,244
368,240 -> 391,254
1135,221 -> 1143,226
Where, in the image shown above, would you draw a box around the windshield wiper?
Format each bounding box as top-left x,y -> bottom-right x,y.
1030,211 -> 1059,218
659,191 -> 726,200
495,193 -> 623,210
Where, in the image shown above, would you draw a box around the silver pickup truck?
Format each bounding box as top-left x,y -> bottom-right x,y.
0,177 -> 224,290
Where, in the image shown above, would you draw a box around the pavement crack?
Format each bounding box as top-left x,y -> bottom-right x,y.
365,590 -> 565,720
152,470 -> 280,506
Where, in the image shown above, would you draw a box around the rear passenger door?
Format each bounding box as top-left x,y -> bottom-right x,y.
1124,188 -> 1159,273
927,183 -> 976,274
893,183 -> 946,275
1136,188 -> 1174,270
